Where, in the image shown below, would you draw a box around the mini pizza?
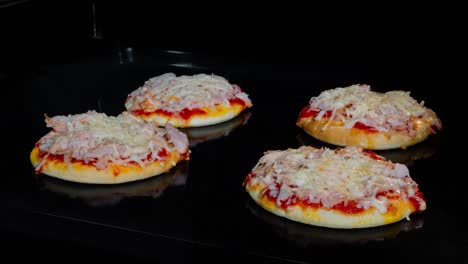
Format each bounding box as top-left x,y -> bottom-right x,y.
125,73 -> 252,127
296,84 -> 442,150
244,146 -> 426,229
31,111 -> 189,184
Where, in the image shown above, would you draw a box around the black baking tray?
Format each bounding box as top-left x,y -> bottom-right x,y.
2,40 -> 460,262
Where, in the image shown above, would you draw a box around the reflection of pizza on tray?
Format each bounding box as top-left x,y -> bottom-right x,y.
297,84 -> 442,150
244,146 -> 426,229
246,198 -> 423,246
40,161 -> 189,207
296,131 -> 438,166
182,111 -> 252,147
125,73 -> 253,127
31,111 -> 189,184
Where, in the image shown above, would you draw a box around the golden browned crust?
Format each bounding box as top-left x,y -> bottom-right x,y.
135,103 -> 249,128
31,146 -> 188,184
297,117 -> 435,150
245,182 -> 419,229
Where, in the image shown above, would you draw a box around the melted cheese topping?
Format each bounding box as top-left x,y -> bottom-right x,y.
307,84 -> 441,133
35,111 -> 188,171
125,73 -> 252,115
249,146 -> 424,213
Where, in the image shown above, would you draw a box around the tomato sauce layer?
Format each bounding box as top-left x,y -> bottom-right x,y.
299,106 -> 378,132
408,191 -> 425,210
363,150 -> 386,161
258,182 -> 423,214
299,106 -> 332,119
37,148 -> 168,167
132,97 -> 245,120
261,182 -> 367,214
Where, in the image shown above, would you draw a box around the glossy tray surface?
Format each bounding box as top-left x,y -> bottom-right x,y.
3,46 -> 458,262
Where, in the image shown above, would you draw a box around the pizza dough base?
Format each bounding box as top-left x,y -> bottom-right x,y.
297,117 -> 435,150
246,183 -> 419,229
137,103 -> 247,128
31,146 -> 186,184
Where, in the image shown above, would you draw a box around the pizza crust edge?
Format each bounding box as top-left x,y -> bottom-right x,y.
31,146 -> 187,184
297,117 -> 435,150
136,103 -> 248,128
245,182 -> 419,229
